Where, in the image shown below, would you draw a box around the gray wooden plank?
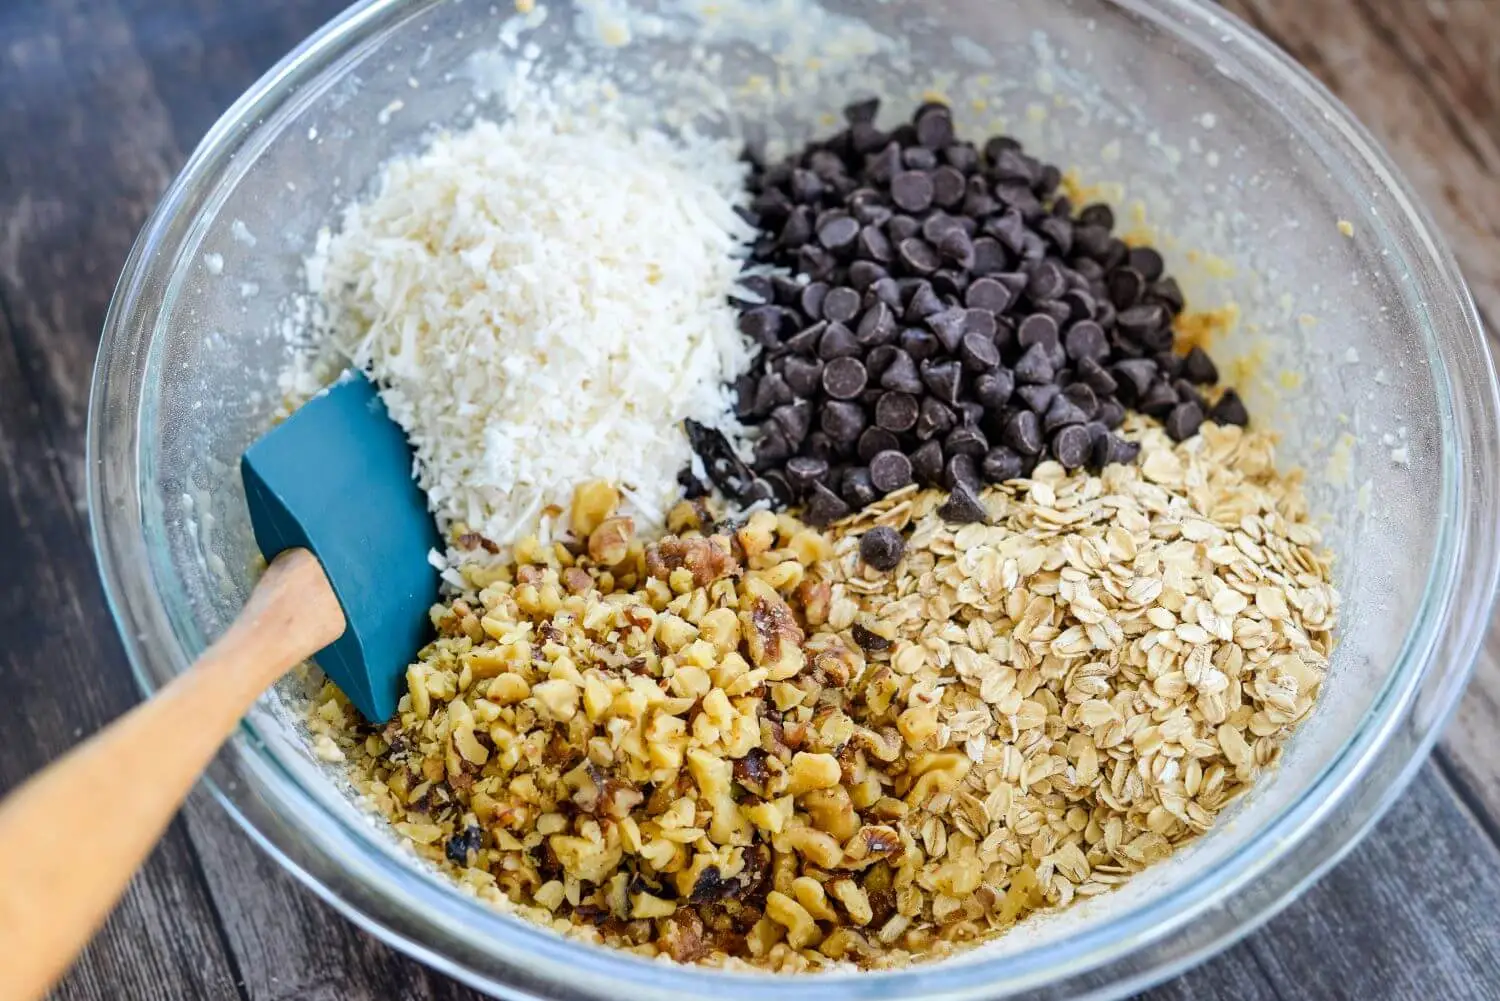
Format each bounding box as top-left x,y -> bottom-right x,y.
1236,763 -> 1500,1001
1220,0 -> 1500,318
182,796 -> 486,1001
0,299 -> 243,1000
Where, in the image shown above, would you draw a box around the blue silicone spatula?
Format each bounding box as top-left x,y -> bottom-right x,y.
0,372 -> 439,1001
240,371 -> 443,721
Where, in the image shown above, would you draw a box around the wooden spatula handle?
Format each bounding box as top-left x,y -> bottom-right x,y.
0,548 -> 345,1001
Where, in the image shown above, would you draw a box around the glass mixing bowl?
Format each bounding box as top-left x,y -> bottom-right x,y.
88,0 -> 1499,997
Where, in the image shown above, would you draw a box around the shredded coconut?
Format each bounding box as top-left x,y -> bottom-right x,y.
312,103 -> 758,546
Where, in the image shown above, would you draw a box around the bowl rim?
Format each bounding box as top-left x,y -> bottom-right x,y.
87,0 -> 1500,998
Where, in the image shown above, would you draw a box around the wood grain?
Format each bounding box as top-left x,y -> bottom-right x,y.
0,1 -> 1496,1000
0,244 -> 242,1001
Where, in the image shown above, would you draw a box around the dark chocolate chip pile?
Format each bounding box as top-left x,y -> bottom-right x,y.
717,99 -> 1250,526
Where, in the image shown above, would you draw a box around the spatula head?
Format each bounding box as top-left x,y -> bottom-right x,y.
240,372 -> 441,722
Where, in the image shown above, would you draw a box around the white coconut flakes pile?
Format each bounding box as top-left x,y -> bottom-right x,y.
310,101 -> 760,553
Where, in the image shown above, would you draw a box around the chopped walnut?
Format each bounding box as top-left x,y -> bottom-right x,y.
645,534 -> 738,587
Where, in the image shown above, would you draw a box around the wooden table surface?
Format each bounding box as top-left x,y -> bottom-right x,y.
1,1 -> 1497,999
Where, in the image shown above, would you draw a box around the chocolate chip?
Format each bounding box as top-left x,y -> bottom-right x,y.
1014,342 -> 1055,384
1077,356 -> 1117,396
937,227 -> 975,269
1108,267 -> 1145,310
898,327 -> 940,361
820,287 -> 860,324
1182,346 -> 1219,385
862,140 -> 900,182
859,525 -> 905,571
1108,435 -> 1142,465
902,146 -> 938,171
771,400 -> 813,445
1097,398 -> 1126,429
784,455 -> 829,493
930,165 -> 967,208
1128,246 -> 1165,282
790,168 -> 824,203
858,281 -> 896,314
982,447 -> 1024,483
1062,382 -> 1099,419
879,349 -> 924,394
1111,358 -> 1157,400
944,143 -> 979,172
960,331 -> 1000,371
857,427 -> 901,463
944,453 -> 981,491
782,321 -> 823,356
805,431 -> 837,461
821,357 -> 868,400
937,482 -> 988,524
795,282 -> 827,320
1174,378 -> 1207,410
779,206 -> 813,248
965,276 -> 1013,314
1018,313 -> 1060,351
858,225 -> 893,263
921,359 -> 963,404
844,97 -> 880,125
945,424 -> 988,457
779,356 -> 823,397
911,440 -> 944,484
1064,319 -> 1110,363
1051,424 -> 1092,469
874,391 -> 919,432
897,237 -> 940,275
971,237 -> 1008,276
1078,202 -> 1114,229
841,466 -> 879,507
817,321 -> 860,359
738,306 -> 784,346
851,622 -> 891,650
1210,388 -> 1249,427
1027,259 -> 1067,300
804,482 -> 851,526
1043,395 -> 1089,434
915,105 -> 955,148
821,400 -> 867,441
974,369 -> 1015,408
1016,383 -> 1058,414
1002,409 -> 1044,455
755,427 -> 792,466
916,397 -> 957,440
1149,277 -> 1186,314
927,306 -> 968,354
885,212 -> 920,244
964,309 -> 998,341
869,450 -> 914,492
752,371 -> 794,415
818,214 -> 860,253
1039,215 -> 1073,256
1117,303 -> 1168,341
856,301 -> 898,346
1165,401 -> 1204,441
891,171 -> 935,213
798,244 -> 836,280
1139,380 -> 1180,418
